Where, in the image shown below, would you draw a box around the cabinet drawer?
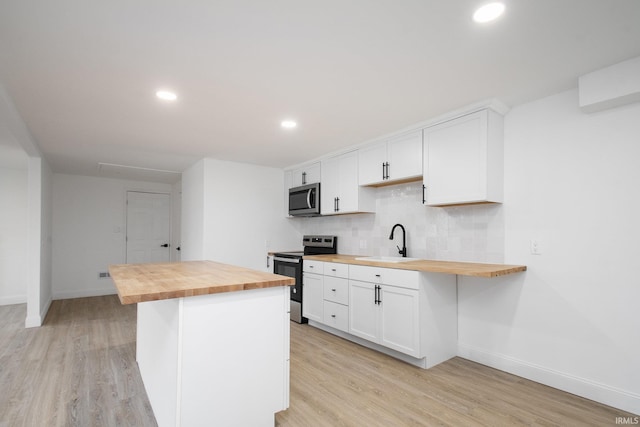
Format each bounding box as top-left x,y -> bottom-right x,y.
323,301 -> 349,332
348,264 -> 420,290
324,262 -> 348,278
303,260 -> 324,274
323,276 -> 349,305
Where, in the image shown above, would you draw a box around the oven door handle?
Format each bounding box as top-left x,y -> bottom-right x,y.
274,257 -> 301,263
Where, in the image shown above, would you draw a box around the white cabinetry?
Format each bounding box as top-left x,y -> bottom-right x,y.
348,265 -> 421,357
423,109 -> 504,206
359,130 -> 423,186
307,261 -> 458,369
322,262 -> 349,332
302,260 -> 324,323
321,151 -> 374,215
292,162 -> 320,186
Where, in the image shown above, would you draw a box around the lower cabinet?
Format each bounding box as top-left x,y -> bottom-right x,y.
321,264 -> 349,332
323,300 -> 349,332
305,260 -> 457,369
349,270 -> 420,357
302,261 -> 324,323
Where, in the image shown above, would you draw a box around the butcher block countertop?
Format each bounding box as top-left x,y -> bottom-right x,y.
303,254 -> 526,278
109,260 -> 295,305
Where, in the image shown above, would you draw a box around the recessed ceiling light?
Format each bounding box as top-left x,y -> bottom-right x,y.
156,90 -> 177,101
473,2 -> 505,23
281,120 -> 297,129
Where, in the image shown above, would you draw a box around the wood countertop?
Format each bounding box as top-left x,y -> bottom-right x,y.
109,260 -> 295,305
303,254 -> 526,278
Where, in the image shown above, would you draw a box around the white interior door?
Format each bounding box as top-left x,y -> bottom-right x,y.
126,191 -> 171,264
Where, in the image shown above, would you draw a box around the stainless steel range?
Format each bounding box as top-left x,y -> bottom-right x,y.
273,235 -> 338,323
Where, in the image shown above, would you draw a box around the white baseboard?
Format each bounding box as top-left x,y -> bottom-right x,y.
53,288 -> 117,300
458,343 -> 640,416
0,295 -> 27,306
24,297 -> 52,328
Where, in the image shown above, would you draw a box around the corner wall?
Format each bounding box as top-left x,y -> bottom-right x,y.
25,157 -> 53,327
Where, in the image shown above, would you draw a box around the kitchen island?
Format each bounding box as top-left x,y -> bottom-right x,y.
109,261 -> 295,427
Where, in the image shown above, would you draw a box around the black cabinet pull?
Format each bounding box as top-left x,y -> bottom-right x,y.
302,171 -> 307,185
331,314 -> 336,318
374,285 -> 381,305
382,162 -> 386,180
160,243 -> 169,248
422,184 -> 426,204
384,162 -> 390,179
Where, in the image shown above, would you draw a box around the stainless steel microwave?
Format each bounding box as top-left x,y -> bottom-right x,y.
289,183 -> 320,216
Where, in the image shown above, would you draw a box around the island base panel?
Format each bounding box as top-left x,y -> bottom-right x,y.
137,287 -> 290,427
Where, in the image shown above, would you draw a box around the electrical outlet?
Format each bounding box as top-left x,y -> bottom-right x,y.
530,239 -> 542,255
98,272 -> 111,279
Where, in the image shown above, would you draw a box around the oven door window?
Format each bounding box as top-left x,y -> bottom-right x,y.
275,263 -> 297,278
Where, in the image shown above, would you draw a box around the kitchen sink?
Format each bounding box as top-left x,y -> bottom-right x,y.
354,256 -> 422,263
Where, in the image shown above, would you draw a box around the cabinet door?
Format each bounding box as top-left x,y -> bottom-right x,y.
379,285 -> 420,357
302,273 -> 323,323
320,156 -> 340,215
358,142 -> 387,186
293,162 -> 321,186
387,130 -> 422,182
336,150 -> 359,213
423,109 -> 503,206
348,280 -> 378,342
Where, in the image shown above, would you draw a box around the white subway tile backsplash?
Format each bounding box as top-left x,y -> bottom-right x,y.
292,181 -> 504,262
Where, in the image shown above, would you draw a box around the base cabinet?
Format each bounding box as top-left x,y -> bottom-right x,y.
307,261 -> 457,369
349,268 -> 420,358
302,261 -> 324,323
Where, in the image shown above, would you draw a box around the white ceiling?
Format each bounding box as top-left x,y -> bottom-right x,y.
1,1 -> 639,183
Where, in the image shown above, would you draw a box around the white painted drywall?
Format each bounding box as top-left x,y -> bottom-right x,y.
181,158 -> 302,270
25,156 -> 53,327
457,89 -> 640,414
180,160 -> 205,261
51,174 -> 172,299
0,164 -> 28,305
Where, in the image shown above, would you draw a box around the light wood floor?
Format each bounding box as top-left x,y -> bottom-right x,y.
0,296 -> 633,426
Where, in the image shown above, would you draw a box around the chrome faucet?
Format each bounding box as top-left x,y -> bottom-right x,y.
389,223 -> 407,257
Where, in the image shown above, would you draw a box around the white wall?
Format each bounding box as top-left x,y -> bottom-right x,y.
25,156 -> 53,327
457,89 -> 640,414
0,164 -> 28,305
171,180 -> 182,262
52,174 -> 173,299
181,160 -> 205,261
181,158 -> 301,270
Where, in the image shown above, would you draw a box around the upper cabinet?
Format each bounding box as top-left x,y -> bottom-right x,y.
321,151 -> 375,215
423,109 -> 504,206
292,162 -> 321,187
358,130 -> 423,186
